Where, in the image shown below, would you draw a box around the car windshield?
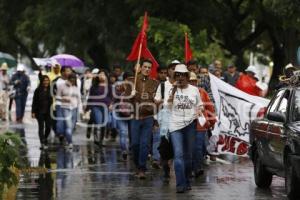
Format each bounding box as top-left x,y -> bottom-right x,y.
293,89 -> 300,121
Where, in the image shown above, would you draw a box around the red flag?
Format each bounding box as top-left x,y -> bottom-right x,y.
126,12 -> 158,78
185,32 -> 193,64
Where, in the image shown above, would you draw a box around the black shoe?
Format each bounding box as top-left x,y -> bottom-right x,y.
176,188 -> 185,193
195,169 -> 204,178
86,128 -> 91,139
122,153 -> 128,161
59,136 -> 64,145
152,161 -> 161,169
186,186 -> 192,191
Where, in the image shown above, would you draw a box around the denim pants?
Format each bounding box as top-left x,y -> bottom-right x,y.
152,128 -> 161,161
116,119 -> 129,152
61,108 -> 77,144
170,121 -> 196,190
15,94 -> 28,119
91,106 -> 107,127
130,117 -> 154,171
55,105 -> 65,136
192,131 -> 207,172
108,111 -> 117,129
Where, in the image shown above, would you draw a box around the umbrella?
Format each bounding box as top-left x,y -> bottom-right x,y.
0,51 -> 17,68
51,54 -> 84,67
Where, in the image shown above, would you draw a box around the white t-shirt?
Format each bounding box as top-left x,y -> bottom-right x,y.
154,80 -> 174,106
168,84 -> 202,132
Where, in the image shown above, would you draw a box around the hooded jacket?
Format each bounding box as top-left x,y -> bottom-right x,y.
47,65 -> 61,82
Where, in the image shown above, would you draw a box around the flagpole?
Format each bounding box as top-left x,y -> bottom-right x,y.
133,42 -> 143,91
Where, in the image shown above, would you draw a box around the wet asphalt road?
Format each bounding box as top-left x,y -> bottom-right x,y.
1,118 -> 288,200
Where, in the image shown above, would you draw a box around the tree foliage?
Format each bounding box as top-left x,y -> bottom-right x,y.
0,0 -> 299,82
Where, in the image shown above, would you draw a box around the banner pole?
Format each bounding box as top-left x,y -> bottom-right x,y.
133,41 -> 143,91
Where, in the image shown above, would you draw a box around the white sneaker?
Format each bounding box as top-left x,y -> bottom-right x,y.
68,143 -> 73,149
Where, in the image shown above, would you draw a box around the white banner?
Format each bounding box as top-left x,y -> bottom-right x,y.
209,74 -> 270,156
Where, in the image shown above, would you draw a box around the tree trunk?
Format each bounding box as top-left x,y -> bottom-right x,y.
11,36 -> 38,70
87,43 -> 109,72
268,30 -> 286,90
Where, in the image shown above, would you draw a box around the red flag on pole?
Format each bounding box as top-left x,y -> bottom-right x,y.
185,32 -> 193,64
127,12 -> 158,79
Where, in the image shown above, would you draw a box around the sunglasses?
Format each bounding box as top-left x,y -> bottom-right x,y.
174,72 -> 188,77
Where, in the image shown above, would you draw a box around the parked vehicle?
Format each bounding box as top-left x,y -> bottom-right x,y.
249,86 -> 300,199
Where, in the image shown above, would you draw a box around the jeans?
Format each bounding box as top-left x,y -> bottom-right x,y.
130,117 -> 154,171
152,128 -> 161,161
61,108 -> 77,144
36,113 -> 51,145
108,111 -> 117,129
15,94 -> 28,119
55,105 -> 65,136
192,131 -> 207,172
91,106 -> 107,127
170,121 -> 196,190
116,119 -> 128,152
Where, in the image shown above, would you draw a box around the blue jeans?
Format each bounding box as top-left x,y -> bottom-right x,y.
55,105 -> 65,136
91,106 -> 107,127
130,117 -> 154,171
61,108 -> 77,144
192,131 -> 207,172
170,121 -> 196,190
116,119 -> 129,152
15,94 -> 28,119
152,128 -> 161,161
108,111 -> 117,129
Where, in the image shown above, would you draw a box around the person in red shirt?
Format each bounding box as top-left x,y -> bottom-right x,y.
235,66 -> 262,96
189,72 -> 217,177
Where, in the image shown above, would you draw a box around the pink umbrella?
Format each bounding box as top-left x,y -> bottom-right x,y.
51,54 -> 84,67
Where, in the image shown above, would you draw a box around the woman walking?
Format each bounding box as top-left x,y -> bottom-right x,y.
167,64 -> 203,193
87,70 -> 112,147
56,73 -> 82,149
32,75 -> 52,149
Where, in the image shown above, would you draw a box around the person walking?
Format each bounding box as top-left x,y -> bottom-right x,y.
86,70 -> 112,147
32,75 -> 53,149
10,64 -> 31,123
56,73 -> 82,149
167,64 -> 203,193
154,60 -> 179,182
0,63 -> 10,121
189,72 -> 216,177
125,59 -> 159,179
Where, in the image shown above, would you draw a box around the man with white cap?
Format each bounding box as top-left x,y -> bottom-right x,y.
167,64 -> 203,193
10,64 -> 31,123
0,63 -> 10,121
153,59 -> 179,180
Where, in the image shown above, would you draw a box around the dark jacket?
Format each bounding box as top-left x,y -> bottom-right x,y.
125,74 -> 159,119
32,86 -> 53,115
10,72 -> 30,97
87,84 -> 112,108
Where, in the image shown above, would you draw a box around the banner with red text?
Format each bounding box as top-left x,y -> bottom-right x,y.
209,74 -> 270,156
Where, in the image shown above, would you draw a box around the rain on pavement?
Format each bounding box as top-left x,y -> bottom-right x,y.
1,117 -> 288,200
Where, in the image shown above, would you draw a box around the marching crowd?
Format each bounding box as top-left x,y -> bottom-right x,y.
0,58 -> 267,193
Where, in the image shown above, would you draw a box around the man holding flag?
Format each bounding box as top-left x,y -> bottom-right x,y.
126,12 -> 159,179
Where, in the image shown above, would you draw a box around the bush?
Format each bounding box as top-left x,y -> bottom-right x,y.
0,132 -> 22,196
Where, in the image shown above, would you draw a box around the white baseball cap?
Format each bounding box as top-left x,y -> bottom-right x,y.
174,64 -> 189,73
17,64 -> 25,71
91,68 -> 99,74
245,65 -> 256,74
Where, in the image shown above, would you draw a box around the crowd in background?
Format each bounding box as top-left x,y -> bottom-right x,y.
0,58 -> 269,193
